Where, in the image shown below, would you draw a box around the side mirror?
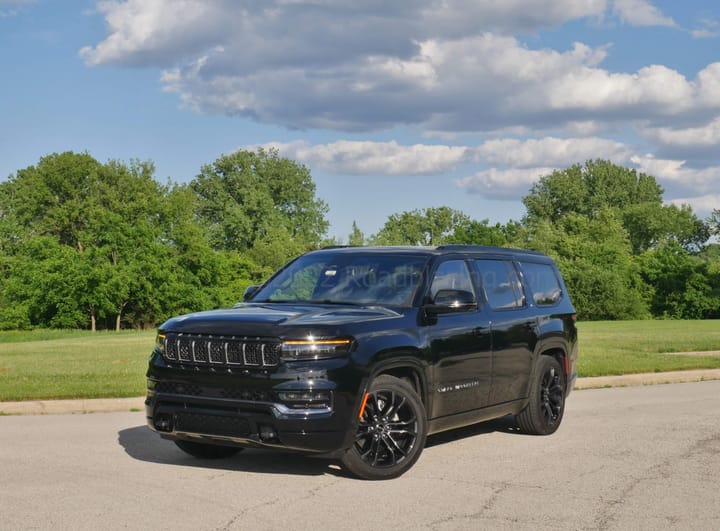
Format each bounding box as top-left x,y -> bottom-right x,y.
243,285 -> 260,301
425,289 -> 477,314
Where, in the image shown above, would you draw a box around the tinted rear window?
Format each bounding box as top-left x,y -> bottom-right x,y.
471,259 -> 525,310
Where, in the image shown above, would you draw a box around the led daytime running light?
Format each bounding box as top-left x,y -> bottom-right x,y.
282,339 -> 351,347
281,338 -> 352,360
155,333 -> 166,353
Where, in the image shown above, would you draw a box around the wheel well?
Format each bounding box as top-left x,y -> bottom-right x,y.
541,348 -> 565,367
541,348 -> 567,374
376,367 -> 425,404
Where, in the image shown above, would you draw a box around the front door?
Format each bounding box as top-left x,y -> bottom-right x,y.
427,260 -> 493,418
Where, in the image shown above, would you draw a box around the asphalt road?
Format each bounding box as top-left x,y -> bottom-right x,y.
1,381 -> 719,531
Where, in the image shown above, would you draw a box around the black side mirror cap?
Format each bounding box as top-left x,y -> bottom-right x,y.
243,285 -> 260,301
424,289 -> 478,314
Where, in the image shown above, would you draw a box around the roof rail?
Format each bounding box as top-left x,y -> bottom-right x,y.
435,244 -> 545,255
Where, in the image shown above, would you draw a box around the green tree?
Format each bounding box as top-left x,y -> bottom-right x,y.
708,209 -> 720,237
450,219 -> 516,246
515,210 -> 648,320
523,160 -> 706,253
348,221 -> 366,246
3,152 -> 103,253
623,203 -> 709,253
638,243 -> 720,319
524,160 -> 663,223
519,160 -> 715,319
371,207 -> 471,246
0,153 -> 186,330
191,148 -> 329,262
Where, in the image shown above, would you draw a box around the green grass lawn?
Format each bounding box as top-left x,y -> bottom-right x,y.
0,330 -> 155,401
577,320 -> 720,376
1,321 -> 719,401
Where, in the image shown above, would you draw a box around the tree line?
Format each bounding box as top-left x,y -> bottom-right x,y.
0,151 -> 717,330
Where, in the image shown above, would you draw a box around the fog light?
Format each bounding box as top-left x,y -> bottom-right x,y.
278,390 -> 332,409
154,414 -> 173,432
259,425 -> 277,441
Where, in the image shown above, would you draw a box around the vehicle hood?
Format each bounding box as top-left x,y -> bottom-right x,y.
159,303 -> 404,336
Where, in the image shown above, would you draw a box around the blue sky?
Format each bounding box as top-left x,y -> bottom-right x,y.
1,0 -> 719,240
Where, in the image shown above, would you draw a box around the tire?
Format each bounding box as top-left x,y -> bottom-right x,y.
515,355 -> 566,435
341,375 -> 427,480
174,440 -> 243,459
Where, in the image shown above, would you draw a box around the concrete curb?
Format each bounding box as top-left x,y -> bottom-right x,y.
573,368 -> 720,390
0,397 -> 146,416
3,368 -> 720,416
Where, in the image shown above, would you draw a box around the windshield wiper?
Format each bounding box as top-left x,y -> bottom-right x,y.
251,299 -> 299,303
251,299 -> 368,306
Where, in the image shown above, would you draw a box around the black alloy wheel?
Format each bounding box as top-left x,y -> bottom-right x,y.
540,363 -> 564,425
341,375 -> 427,480
515,355 -> 566,435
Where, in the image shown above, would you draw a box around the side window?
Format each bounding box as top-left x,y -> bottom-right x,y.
472,260 -> 524,310
430,260 -> 475,301
520,262 -> 563,306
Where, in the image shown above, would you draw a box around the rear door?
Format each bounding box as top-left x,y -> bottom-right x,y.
470,259 -> 537,405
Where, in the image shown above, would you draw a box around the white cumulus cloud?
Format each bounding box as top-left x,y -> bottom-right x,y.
80,1 -> 720,133
80,0 -> 720,206
643,117 -> 720,160
473,137 -> 633,168
455,167 -> 556,199
153,32 -> 720,133
631,155 -> 720,205
254,140 -> 470,175
691,19 -> 720,39
668,194 -> 720,213
255,136 -> 635,177
80,0 -> 228,66
612,0 -> 675,27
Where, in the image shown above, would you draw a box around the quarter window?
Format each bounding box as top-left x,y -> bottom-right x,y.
520,262 -> 563,306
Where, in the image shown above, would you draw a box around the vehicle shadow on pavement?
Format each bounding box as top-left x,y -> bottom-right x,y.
118,425 -> 341,477
119,416 -> 519,477
425,415 -> 519,448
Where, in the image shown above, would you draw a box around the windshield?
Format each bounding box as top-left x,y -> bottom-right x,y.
251,253 -> 429,307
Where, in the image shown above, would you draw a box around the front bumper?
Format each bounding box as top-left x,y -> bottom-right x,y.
145,352 -> 363,454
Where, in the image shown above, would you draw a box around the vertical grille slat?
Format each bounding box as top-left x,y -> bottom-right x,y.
244,343 -> 262,366
226,341 -> 243,365
178,340 -> 191,362
164,338 -> 178,361
162,333 -> 280,370
209,341 -> 224,364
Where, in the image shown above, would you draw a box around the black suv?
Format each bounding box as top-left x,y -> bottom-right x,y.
146,245 -> 578,479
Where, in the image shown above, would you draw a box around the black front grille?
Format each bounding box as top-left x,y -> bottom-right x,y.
220,387 -> 277,402
174,412 -> 251,437
154,382 -> 203,396
151,381 -> 277,403
163,333 -> 281,369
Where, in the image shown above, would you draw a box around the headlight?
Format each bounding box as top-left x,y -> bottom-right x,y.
155,332 -> 166,355
281,337 -> 353,361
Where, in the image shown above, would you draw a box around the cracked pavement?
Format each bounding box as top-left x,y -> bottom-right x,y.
1,380 -> 719,530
